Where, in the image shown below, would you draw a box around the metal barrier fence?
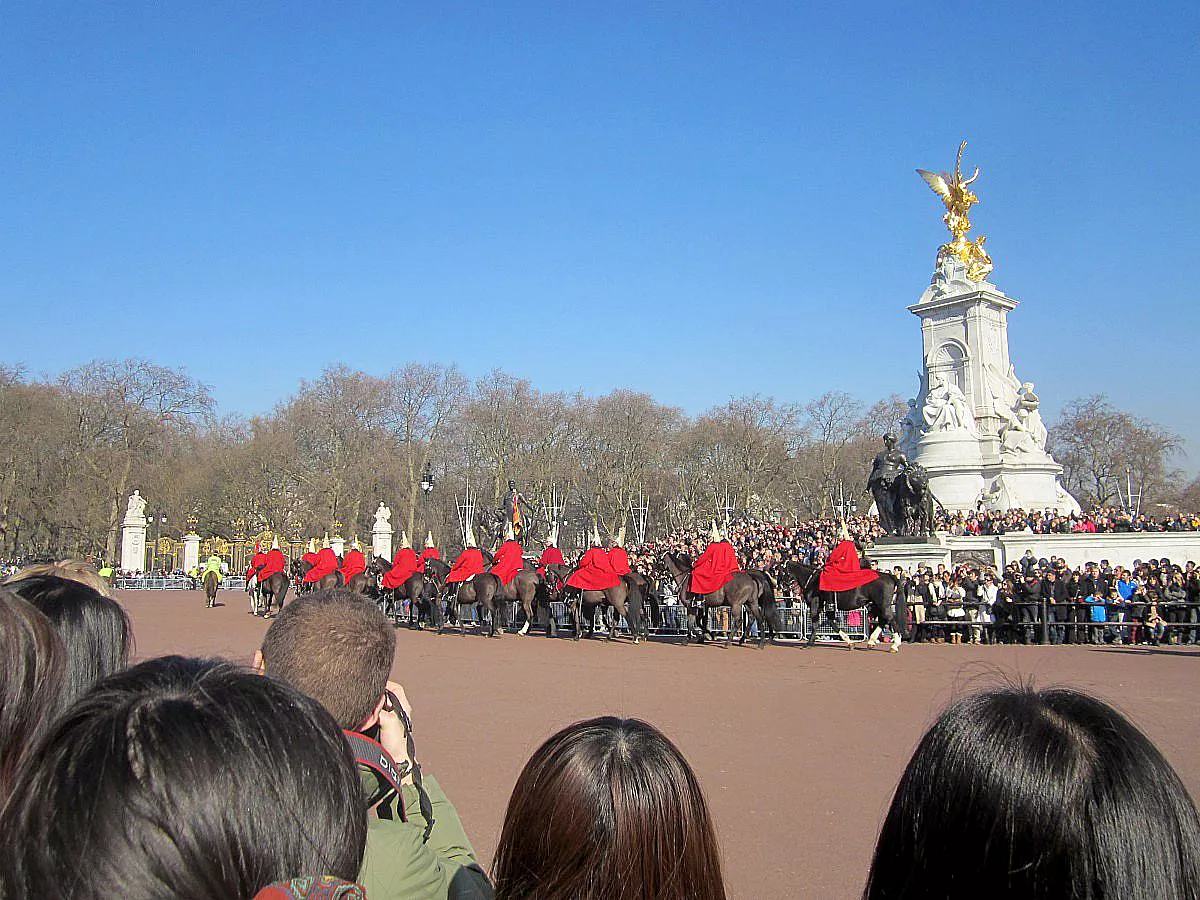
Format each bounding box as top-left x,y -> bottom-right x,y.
437,594 -> 871,643
114,575 -> 247,591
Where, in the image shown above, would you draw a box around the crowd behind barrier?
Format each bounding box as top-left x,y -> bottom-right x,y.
3,564 -> 1199,898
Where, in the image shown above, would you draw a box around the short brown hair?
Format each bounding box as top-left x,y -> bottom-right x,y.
259,589 -> 395,729
493,717 -> 726,900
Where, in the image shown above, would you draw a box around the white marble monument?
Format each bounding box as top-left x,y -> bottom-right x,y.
371,502 -> 394,560
120,490 -> 149,572
902,143 -> 1079,514
182,530 -> 201,573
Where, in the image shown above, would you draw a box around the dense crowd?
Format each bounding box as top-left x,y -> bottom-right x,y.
1,560 -> 1198,898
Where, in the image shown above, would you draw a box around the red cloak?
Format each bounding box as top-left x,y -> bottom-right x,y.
303,547 -> 340,583
818,540 -> 880,592
607,546 -> 632,576
340,549 -> 367,583
382,547 -> 420,590
537,546 -> 566,577
447,547 -> 485,584
567,547 -> 620,591
689,541 -> 741,595
259,549 -> 287,582
417,546 -> 440,573
247,551 -> 268,580
489,540 -> 525,585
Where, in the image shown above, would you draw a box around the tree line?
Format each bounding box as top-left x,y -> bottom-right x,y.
0,360 -> 1190,559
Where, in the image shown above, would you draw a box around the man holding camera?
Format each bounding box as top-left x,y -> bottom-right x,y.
256,589 -> 492,899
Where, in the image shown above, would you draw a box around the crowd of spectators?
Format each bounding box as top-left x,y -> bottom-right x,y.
2,559 -> 1197,898
621,511 -> 1200,645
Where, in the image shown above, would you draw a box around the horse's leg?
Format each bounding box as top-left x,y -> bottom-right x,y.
519,589 -> 532,636
867,625 -> 883,646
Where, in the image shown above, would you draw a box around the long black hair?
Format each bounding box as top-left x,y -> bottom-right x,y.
865,685 -> 1200,899
5,574 -> 131,704
0,656 -> 367,899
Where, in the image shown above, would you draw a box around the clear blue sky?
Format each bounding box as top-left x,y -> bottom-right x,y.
3,3 -> 1197,465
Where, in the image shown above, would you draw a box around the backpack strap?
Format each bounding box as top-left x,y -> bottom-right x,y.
343,730 -> 410,820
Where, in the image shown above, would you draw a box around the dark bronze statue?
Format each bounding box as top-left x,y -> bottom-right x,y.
867,434 -> 934,536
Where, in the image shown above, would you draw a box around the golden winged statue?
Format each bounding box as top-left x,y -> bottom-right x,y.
917,141 -> 993,281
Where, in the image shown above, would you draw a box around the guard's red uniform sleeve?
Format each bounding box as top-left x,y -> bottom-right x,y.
689,542 -> 741,594
818,540 -> 880,592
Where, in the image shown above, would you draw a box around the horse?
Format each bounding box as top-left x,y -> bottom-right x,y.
784,560 -> 904,652
252,570 -> 290,617
658,552 -> 779,649
463,565 -> 546,637
446,550 -> 508,637
203,570 -> 220,608
371,555 -> 433,628
292,558 -> 343,592
544,563 -> 645,644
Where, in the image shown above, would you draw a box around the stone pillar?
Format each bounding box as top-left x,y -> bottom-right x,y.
120,492 -> 149,572
182,532 -> 201,573
372,503 -> 394,561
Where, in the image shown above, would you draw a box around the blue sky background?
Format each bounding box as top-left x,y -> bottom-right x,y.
3,3 -> 1197,466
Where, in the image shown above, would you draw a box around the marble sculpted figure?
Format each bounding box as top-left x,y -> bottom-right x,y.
374,502 -> 392,527
125,490 -> 147,521
921,373 -> 977,435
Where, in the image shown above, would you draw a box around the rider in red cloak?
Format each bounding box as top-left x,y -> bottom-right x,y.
382,532 -> 420,590
447,525 -> 486,584
339,541 -> 367,584
607,527 -> 633,576
247,542 -> 268,581
689,522 -> 741,595
258,540 -> 288,582
303,544 -> 340,584
537,525 -> 566,577
488,523 -> 525,585
819,537 -> 880,592
300,539 -> 320,570
417,532 -> 440,572
567,527 -> 620,591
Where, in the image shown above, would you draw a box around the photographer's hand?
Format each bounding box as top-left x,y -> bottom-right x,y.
377,680 -> 416,786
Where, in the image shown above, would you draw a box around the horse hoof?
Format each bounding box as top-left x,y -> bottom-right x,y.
889,645 -> 900,653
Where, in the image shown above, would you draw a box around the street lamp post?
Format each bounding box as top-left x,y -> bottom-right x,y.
420,462 -> 436,534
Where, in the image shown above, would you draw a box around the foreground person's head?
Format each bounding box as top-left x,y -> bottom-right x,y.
493,716 -> 726,900
0,656 -> 366,900
0,588 -> 66,801
4,573 -> 131,704
864,685 -> 1200,899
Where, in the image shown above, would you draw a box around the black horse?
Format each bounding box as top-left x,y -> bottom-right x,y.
254,570 -> 290,617
785,560 -> 904,652
658,552 -> 780,649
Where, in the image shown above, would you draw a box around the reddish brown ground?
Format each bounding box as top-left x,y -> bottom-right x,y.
119,589 -> 1200,899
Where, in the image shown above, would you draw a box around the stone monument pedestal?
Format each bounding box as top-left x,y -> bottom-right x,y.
371,502 -> 393,561
901,255 -> 1078,513
182,532 -> 201,573
865,535 -> 949,574
119,491 -> 149,572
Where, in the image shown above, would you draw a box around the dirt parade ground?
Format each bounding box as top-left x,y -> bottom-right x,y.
118,588 -> 1200,899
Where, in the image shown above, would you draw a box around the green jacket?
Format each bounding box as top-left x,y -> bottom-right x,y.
359,772 -> 493,900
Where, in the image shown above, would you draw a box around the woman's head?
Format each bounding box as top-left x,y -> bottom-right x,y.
865,685 -> 1200,899
5,558 -> 113,596
493,716 -> 725,900
0,656 -> 366,900
0,588 -> 67,799
4,574 -> 131,703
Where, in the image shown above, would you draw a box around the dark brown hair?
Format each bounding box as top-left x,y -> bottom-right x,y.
493,716 -> 726,900
259,588 -> 395,728
0,589 -> 67,800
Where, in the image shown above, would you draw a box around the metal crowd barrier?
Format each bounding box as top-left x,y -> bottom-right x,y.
114,575 -> 247,591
